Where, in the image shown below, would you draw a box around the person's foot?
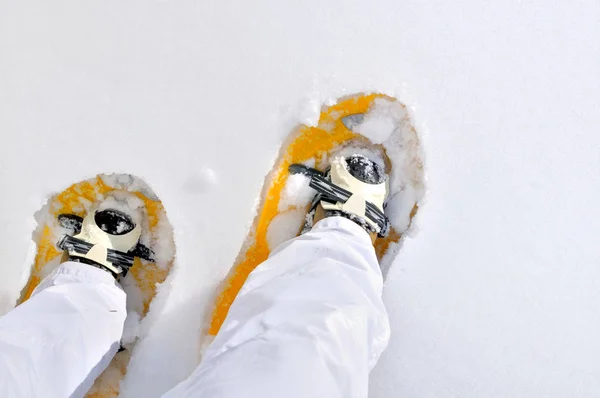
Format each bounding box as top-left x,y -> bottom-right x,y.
58,203 -> 142,278
303,154 -> 390,244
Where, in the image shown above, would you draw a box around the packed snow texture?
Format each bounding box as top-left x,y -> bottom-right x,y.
277,173 -> 316,213
95,192 -> 145,231
1,1 -> 600,397
266,209 -> 306,251
267,172 -> 317,250
356,98 -> 407,145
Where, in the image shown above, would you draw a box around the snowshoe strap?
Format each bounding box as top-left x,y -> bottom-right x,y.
58,235 -> 135,276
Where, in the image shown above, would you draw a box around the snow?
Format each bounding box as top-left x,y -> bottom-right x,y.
268,171 -> 316,250
277,173 -> 316,212
95,192 -> 145,230
182,167 -> 218,195
356,98 -> 407,145
266,209 -> 306,251
1,1 -> 600,397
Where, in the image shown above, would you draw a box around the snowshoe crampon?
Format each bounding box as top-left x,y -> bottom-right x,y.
18,174 -> 175,398
208,93 -> 425,337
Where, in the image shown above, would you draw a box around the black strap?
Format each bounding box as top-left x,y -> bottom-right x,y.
309,174 -> 388,234
57,235 -> 135,274
289,164 -> 389,235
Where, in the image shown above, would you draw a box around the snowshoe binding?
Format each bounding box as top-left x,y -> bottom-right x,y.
57,204 -> 154,278
290,154 -> 390,238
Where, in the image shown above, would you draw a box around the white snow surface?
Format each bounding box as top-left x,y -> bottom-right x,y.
1,1 -> 600,397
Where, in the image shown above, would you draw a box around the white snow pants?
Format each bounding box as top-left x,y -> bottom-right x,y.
0,216 -> 390,398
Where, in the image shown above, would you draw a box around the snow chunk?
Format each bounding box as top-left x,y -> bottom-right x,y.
151,206 -> 176,268
356,98 -> 407,144
278,173 -> 316,212
122,311 -> 142,346
379,241 -> 401,278
381,113 -> 425,233
267,209 -> 305,250
333,146 -> 386,174
101,174 -> 159,201
97,191 -> 145,228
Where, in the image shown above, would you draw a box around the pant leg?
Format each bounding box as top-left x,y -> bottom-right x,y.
0,261 -> 126,398
164,216 -> 390,398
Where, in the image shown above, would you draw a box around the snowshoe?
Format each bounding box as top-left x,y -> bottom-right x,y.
208,93 -> 425,340
18,174 -> 175,398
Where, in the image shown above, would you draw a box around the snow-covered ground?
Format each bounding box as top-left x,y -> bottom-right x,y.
1,0 -> 600,396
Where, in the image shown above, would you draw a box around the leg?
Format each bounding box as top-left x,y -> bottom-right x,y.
164,216 -> 390,398
0,261 -> 126,397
